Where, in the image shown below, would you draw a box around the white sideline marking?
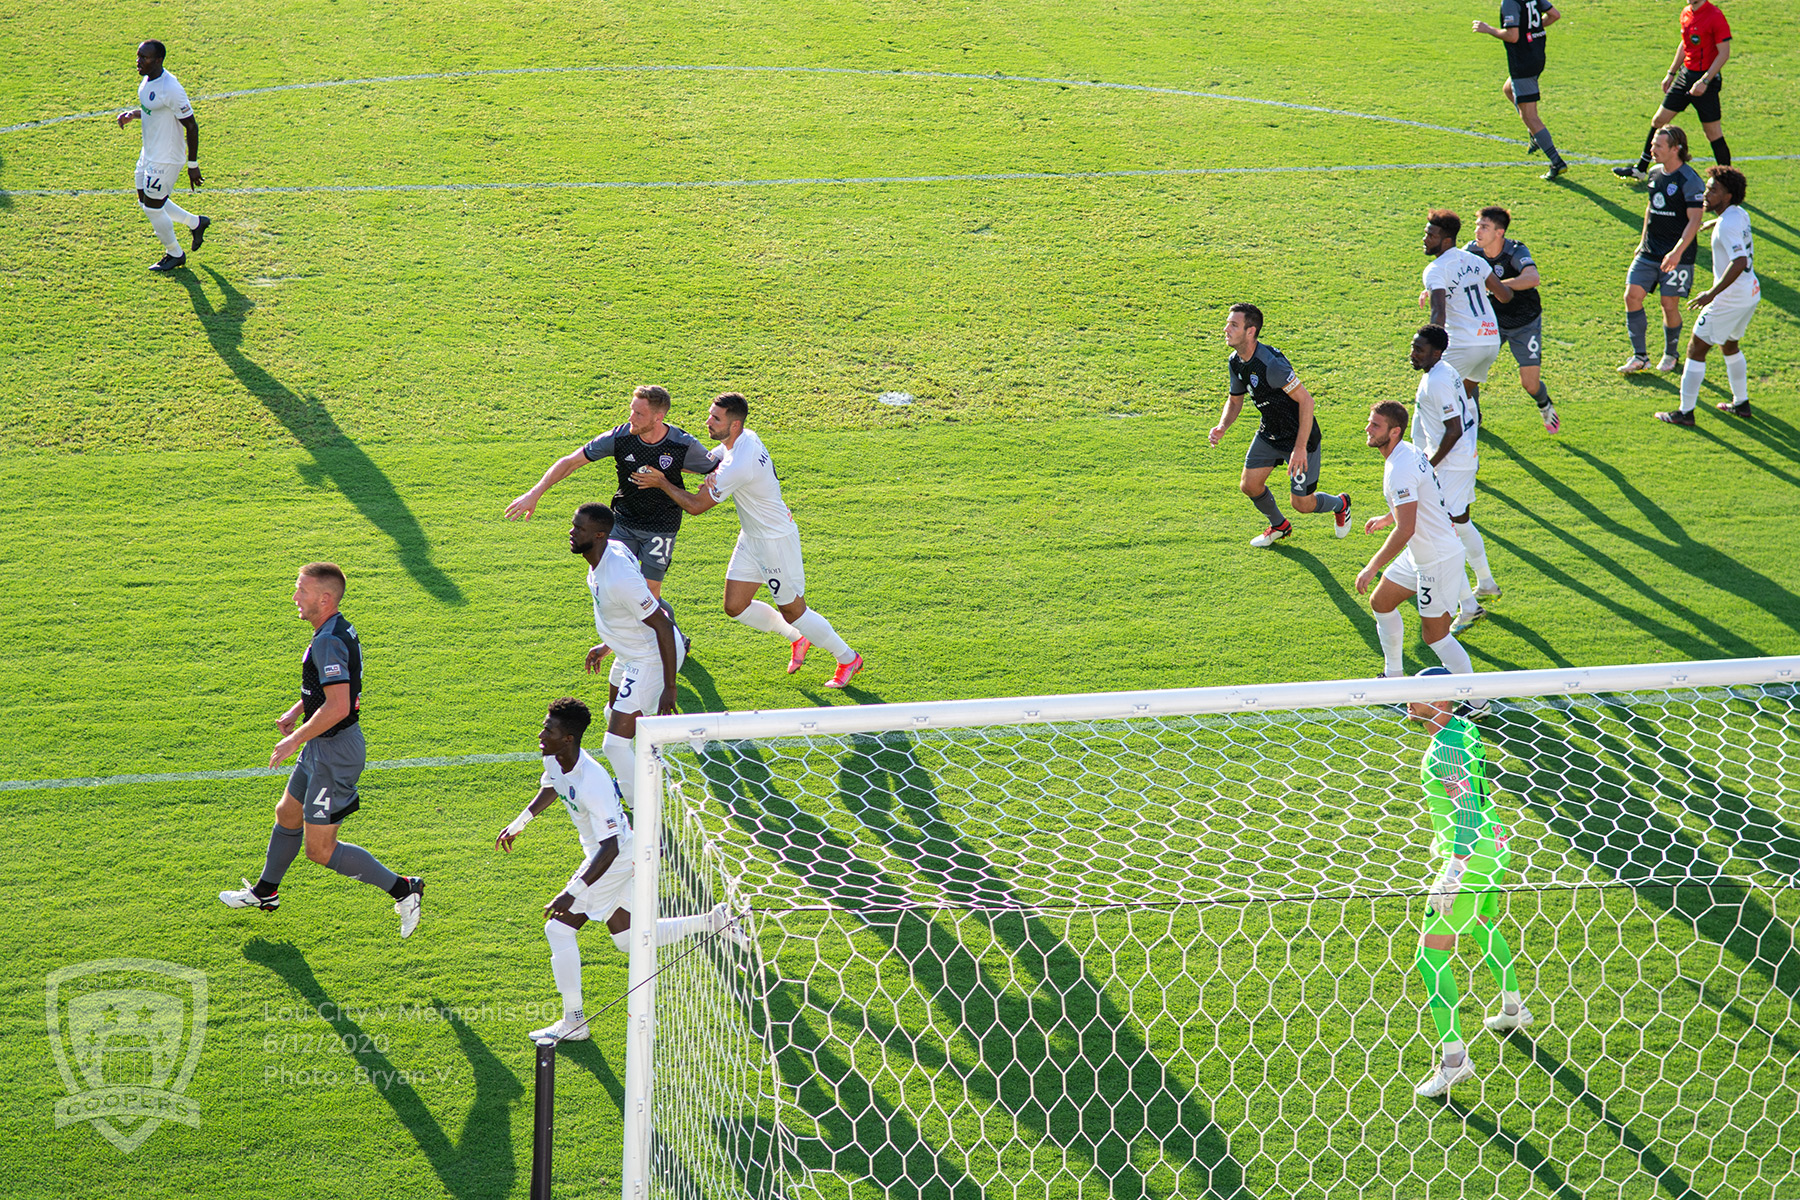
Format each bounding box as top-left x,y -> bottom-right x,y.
0,751 -> 538,793
2,64 -> 1533,142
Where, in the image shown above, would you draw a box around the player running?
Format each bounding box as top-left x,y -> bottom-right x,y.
496,697 -> 749,1043
1614,0 -> 1734,182
1408,666 -> 1532,1099
1472,0 -> 1568,179
1408,327 -> 1501,633
1619,127 -> 1706,375
116,40 -> 210,272
633,393 -> 865,688
1419,211 -> 1503,407
1657,166 -> 1761,426
1210,303 -> 1351,548
219,563 -> 424,937
1356,403 -> 1480,688
1468,206 -> 1559,433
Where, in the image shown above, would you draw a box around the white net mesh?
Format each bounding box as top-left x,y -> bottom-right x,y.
639,670 -> 1800,1200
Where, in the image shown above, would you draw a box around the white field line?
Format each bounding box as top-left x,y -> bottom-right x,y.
1,752 -> 539,793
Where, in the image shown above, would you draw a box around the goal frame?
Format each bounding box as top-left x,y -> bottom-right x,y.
617,653 -> 1800,1200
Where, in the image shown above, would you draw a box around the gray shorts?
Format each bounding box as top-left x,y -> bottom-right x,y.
1245,433 -> 1322,497
1509,75 -> 1541,105
288,723 -> 365,825
610,521 -> 678,582
1499,317 -> 1542,368
1627,253 -> 1696,299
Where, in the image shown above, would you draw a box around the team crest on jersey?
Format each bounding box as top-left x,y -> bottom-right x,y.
1250,374 -> 1260,388
658,454 -> 674,470
1666,183 -> 1678,196
148,91 -> 156,101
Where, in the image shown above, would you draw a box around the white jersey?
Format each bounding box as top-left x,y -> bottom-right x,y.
705,429 -> 799,540
1411,361 -> 1479,471
1423,248 -> 1500,348
1382,441 -> 1462,564
539,749 -> 631,860
137,70 -> 194,164
1709,206 -> 1757,299
587,542 -> 662,663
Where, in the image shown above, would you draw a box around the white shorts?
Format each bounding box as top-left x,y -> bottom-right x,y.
134,157 -> 183,201
1693,283 -> 1761,346
570,852 -> 635,919
1443,338 -> 1501,385
610,639 -> 687,717
1434,461 -> 1478,516
726,528 -> 807,604
1385,549 -> 1465,619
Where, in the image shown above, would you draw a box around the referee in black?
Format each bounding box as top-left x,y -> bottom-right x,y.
219,562 -> 425,937
1474,0 -> 1567,180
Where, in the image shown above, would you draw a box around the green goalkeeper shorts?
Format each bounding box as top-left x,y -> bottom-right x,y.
1421,845 -> 1511,939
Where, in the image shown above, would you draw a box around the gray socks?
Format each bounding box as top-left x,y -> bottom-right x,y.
1627,309 -> 1649,357
1530,381 -> 1553,410
1250,488 -> 1286,526
1531,127 -> 1563,164
259,823 -> 305,893
1664,323 -> 1682,360
325,842 -> 401,892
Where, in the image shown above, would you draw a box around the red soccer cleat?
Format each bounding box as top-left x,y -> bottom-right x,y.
824,653 -> 864,689
787,637 -> 811,675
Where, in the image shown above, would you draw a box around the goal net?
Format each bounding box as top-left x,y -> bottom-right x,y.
618,657 -> 1800,1200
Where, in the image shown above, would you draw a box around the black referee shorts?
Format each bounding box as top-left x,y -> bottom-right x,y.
1662,68 -> 1722,124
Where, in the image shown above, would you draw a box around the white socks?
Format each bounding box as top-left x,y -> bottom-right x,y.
1453,522 -> 1496,591
163,199 -> 199,230
141,204 -> 182,255
545,919 -> 583,1017
792,607 -> 855,664
656,912 -> 716,945
1427,631 -> 1475,675
1679,358 -> 1705,414
733,600 -> 801,642
1376,609 -> 1405,677
1501,990 -> 1524,1013
1724,351 -> 1749,405
602,732 -> 635,809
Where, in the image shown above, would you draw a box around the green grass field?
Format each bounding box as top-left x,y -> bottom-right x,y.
4,0 -> 1799,1196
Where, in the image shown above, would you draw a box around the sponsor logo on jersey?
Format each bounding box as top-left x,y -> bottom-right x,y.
323,663 -> 343,678
1653,193 -> 1667,210
624,453 -> 636,463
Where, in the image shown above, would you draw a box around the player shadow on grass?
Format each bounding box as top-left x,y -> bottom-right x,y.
1459,609 -> 1577,673
242,938 -> 522,1200
1282,546 -> 1383,658
1486,709 -> 1800,1006
1447,1032 -> 1707,1200
1679,420 -> 1800,493
174,267 -> 465,606
1550,178 -> 1645,236
693,734 -> 1249,1200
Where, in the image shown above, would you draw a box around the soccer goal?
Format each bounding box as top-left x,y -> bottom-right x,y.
613,656 -> 1800,1200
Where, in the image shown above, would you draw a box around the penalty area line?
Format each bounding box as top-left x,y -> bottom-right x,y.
0,751 -> 540,793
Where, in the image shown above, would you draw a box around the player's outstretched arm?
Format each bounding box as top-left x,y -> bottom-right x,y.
497,785 -> 559,852
546,836 -> 620,919
506,449 -> 590,520
630,467 -> 719,516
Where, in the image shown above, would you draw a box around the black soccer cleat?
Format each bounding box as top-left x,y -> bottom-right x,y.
1655,409 -> 1696,427
1541,161 -> 1568,181
1613,165 -> 1648,183
1716,400 -> 1752,418
192,214 -> 211,251
149,252 -> 188,272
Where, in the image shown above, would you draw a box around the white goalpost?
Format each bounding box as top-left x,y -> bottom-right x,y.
617,656 -> 1800,1200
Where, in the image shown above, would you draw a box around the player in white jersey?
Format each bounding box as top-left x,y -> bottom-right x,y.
1409,326 -> 1503,633
115,41 -> 210,272
1657,166 -> 1762,426
495,698 -> 748,1042
634,392 -> 865,689
1357,402 -> 1482,698
1419,210 -> 1503,405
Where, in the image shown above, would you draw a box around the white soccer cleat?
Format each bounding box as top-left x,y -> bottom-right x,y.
529,1014 -> 591,1042
1656,354 -> 1681,373
712,901 -> 754,950
1414,1055 -> 1476,1098
395,877 -> 424,938
1249,523 -> 1292,548
1474,581 -> 1503,600
219,877 -> 279,911
1483,1005 -> 1535,1034
1618,355 -> 1651,374
1451,606 -> 1487,635
1540,402 -> 1560,434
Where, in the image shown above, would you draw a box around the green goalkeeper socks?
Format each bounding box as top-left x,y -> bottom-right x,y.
1472,922 -> 1519,993
1416,946 -> 1462,1044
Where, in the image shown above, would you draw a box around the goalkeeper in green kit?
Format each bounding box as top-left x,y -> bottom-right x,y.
1408,666 -> 1534,1099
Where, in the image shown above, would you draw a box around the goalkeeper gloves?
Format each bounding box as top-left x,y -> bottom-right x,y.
1428,857 -> 1468,916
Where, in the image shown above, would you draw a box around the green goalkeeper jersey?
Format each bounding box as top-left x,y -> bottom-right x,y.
1423,716 -> 1496,858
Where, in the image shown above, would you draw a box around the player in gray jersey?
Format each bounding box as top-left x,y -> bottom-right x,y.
219,563 -> 424,937
1469,206 -> 1559,434
1473,0 -> 1567,179
1620,127 -> 1706,374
